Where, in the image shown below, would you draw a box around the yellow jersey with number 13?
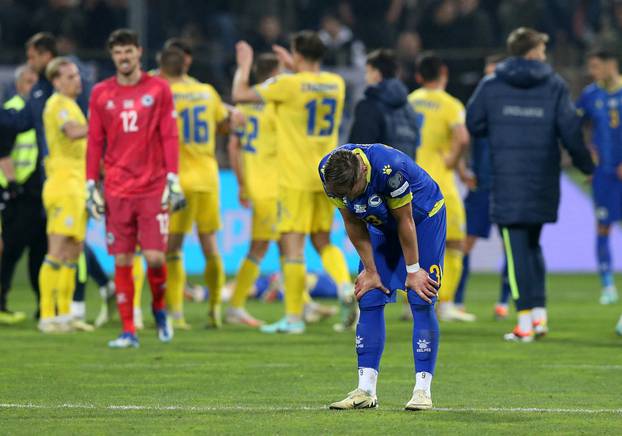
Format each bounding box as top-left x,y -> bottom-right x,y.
254,71 -> 345,192
235,102 -> 278,200
171,80 -> 228,192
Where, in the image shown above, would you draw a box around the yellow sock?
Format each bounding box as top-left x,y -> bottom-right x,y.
57,262 -> 77,317
205,254 -> 225,307
320,244 -> 350,287
438,248 -> 463,303
38,255 -> 62,320
231,257 -> 260,308
283,260 -> 305,317
133,254 -> 145,310
166,251 -> 185,316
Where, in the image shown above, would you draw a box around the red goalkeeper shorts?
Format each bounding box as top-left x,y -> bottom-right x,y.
104,194 -> 168,254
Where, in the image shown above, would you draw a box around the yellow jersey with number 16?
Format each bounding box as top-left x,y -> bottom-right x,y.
172,80 -> 228,192
254,71 -> 344,192
235,102 -> 278,200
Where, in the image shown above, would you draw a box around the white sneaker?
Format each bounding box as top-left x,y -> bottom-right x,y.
405,389 -> 433,411
600,285 -> 619,305
329,388 -> 377,410
438,302 -> 476,322
134,308 -> 144,330
71,319 -> 95,332
304,301 -> 338,323
226,307 -> 263,327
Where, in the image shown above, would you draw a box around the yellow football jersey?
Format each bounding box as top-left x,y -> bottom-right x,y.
408,88 -> 465,187
236,102 -> 278,200
254,72 -> 345,192
42,92 -> 86,194
172,79 -> 228,192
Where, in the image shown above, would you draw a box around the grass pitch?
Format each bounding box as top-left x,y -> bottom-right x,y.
1,272 -> 621,435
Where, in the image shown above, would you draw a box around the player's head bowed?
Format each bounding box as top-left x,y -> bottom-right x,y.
324,150 -> 365,199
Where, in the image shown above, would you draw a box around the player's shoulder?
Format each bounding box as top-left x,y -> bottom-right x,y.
580,82 -> 601,99
144,73 -> 171,90
259,73 -> 294,88
408,88 -> 425,102
91,77 -> 117,95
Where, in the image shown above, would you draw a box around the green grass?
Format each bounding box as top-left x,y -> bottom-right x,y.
1,271 -> 622,435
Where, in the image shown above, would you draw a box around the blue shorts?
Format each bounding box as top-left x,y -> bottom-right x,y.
593,169 -> 622,225
358,207 -> 446,309
464,188 -> 492,238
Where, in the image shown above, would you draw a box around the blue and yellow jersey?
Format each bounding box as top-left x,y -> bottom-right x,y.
171,79 -> 228,191
318,144 -> 444,232
408,88 -> 465,187
576,81 -> 622,173
254,71 -> 345,192
235,102 -> 278,200
42,92 -> 86,195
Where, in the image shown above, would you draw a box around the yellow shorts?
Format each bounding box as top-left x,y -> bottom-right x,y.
169,190 -> 220,234
278,188 -> 334,234
443,188 -> 466,241
43,190 -> 87,241
251,197 -> 279,241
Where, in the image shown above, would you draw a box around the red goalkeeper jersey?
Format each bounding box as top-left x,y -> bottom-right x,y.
87,72 -> 179,197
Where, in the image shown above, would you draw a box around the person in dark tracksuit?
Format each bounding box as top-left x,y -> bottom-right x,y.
348,49 -> 420,160
466,27 -> 594,342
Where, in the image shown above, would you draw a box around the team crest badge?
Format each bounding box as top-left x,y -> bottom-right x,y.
368,195 -> 382,207
141,94 -> 154,107
388,172 -> 404,189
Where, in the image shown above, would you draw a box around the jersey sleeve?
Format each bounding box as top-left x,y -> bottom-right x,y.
377,150 -> 413,209
446,98 -> 466,128
86,88 -> 105,181
158,82 -> 180,174
253,74 -> 292,103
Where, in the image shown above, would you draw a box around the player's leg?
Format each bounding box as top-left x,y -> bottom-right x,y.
166,233 -> 187,328
500,225 -> 535,342
86,243 -> 117,328
261,188 -> 308,334
528,224 -> 548,338
405,209 -> 444,410
136,194 -> 172,342
71,251 -> 87,321
57,239 -> 92,332
593,170 -> 618,304
132,250 -> 145,329
105,195 -> 139,348
495,260 -> 511,320
310,192 -> 356,331
27,202 -> 47,317
37,233 -> 65,333
454,234 -> 476,310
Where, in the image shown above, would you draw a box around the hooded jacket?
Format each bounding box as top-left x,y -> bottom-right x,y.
466,57 -> 594,225
349,78 -> 420,159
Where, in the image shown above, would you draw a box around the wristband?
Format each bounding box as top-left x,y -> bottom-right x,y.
406,263 -> 420,274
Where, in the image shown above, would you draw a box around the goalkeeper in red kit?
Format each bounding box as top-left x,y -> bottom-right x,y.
86,29 -> 186,348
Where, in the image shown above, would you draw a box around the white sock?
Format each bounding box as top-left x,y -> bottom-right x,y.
357,367 -> 378,396
414,371 -> 433,395
70,302 -> 86,320
532,307 -> 547,324
518,310 -> 533,332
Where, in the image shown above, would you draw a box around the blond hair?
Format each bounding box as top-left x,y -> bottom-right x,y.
45,56 -> 74,82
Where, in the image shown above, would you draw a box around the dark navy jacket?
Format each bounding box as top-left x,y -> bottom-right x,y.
466,57 -> 594,225
349,78 -> 420,160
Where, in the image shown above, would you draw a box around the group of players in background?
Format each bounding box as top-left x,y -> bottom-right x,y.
0,23 -> 621,409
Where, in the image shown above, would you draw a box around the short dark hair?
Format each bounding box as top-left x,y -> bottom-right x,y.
254,53 -> 279,83
417,53 -> 445,82
164,37 -> 192,56
159,47 -> 185,77
587,48 -> 618,62
323,150 -> 360,197
507,27 -> 549,57
107,28 -> 140,50
367,49 -> 397,79
291,30 -> 325,62
26,32 -> 57,57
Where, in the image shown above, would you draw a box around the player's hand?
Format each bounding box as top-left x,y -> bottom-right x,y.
459,168 -> 477,190
406,269 -> 439,304
238,187 -> 250,208
272,44 -> 294,70
86,179 -> 105,220
354,269 -> 390,301
235,41 -> 254,70
162,173 -> 186,212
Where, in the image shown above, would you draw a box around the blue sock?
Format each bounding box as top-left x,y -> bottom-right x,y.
454,254 -> 470,305
410,304 -> 439,375
597,234 -> 614,288
356,305 -> 385,371
499,261 -> 511,304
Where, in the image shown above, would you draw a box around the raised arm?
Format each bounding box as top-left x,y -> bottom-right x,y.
232,41 -> 263,103
227,132 -> 249,208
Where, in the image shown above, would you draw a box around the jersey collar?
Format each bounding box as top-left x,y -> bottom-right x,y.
352,148 -> 372,184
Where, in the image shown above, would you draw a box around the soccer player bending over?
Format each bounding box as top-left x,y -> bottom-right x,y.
87,29 -> 185,348
38,57 -> 91,333
320,144 -> 445,410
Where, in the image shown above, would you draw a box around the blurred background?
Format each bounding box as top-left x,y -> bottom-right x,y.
2,0 -> 620,275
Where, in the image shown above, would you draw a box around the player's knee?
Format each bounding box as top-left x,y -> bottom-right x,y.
597,224 -> 611,236
358,290 -> 388,310
143,251 -> 165,268
407,289 -> 437,307
446,239 -> 464,252
310,232 -> 329,251
249,240 -> 269,260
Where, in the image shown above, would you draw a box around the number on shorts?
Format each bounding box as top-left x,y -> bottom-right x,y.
156,213 -> 169,236
429,264 -> 442,287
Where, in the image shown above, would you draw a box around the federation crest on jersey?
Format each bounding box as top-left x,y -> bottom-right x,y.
141,94 -> 154,107
388,172 -> 404,189
368,195 -> 382,207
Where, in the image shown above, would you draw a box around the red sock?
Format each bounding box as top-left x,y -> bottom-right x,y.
147,265 -> 167,312
114,265 -> 135,334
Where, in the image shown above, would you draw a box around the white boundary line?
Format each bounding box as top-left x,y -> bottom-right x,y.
1,403 -> 621,414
